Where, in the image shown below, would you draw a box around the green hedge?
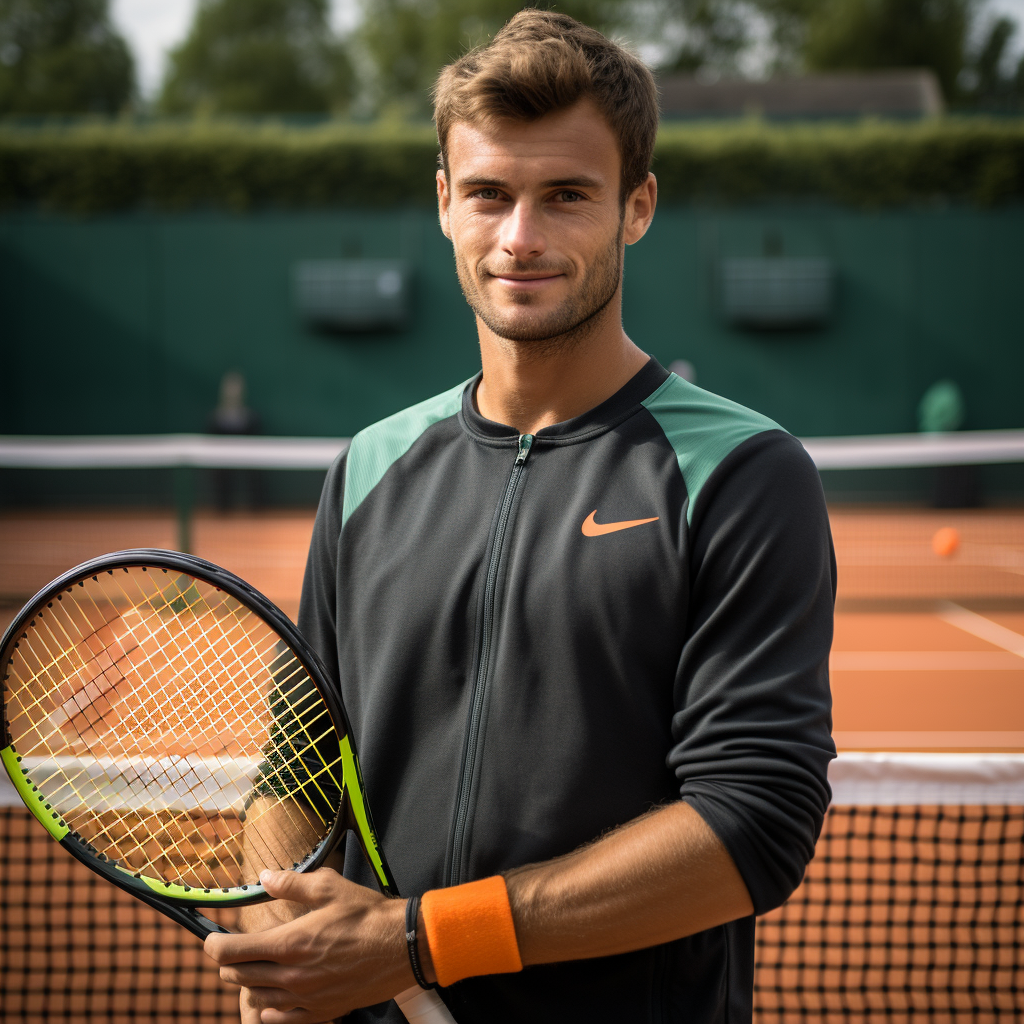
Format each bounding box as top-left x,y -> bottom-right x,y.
654,119 -> 1024,208
0,117 -> 1022,213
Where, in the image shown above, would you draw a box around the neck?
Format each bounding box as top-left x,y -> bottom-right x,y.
474,301 -> 649,435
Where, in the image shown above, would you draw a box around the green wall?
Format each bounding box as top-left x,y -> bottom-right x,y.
1,203 -> 1022,441
639,206 -> 1023,437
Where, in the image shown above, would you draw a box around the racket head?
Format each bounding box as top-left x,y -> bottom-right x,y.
0,549 -> 395,909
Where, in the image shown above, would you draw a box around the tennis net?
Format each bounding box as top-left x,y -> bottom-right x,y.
0,802 -> 238,1024
754,754 -> 1024,1022
1,754 -> 1022,1022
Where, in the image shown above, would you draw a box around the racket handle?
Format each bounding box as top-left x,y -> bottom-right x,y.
393,985 -> 457,1023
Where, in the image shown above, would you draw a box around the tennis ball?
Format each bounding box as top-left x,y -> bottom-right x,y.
932,527 -> 960,557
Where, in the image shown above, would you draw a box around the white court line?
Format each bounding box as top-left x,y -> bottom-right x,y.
0,756 -> 261,812
833,731 -> 1024,750
937,602 -> 1024,658
830,651 -> 1023,671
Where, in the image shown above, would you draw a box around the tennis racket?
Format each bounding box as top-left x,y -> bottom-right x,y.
0,549 -> 455,1024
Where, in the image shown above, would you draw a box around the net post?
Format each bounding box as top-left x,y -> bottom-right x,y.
174,465 -> 194,553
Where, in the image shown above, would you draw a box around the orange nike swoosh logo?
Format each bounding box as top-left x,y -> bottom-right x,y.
581,510 -> 660,537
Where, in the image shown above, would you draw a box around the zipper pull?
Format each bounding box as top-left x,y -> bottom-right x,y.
515,434 -> 534,465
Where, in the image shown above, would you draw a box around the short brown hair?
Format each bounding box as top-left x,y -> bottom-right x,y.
433,9 -> 658,198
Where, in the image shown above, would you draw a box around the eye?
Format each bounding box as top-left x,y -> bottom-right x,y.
556,190 -> 583,202
474,188 -> 502,201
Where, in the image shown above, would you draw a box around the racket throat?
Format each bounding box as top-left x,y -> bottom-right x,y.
141,892 -> 231,940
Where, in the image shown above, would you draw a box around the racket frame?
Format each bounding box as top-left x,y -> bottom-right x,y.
0,548 -> 399,937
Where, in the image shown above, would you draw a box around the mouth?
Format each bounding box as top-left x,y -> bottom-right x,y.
489,272 -> 564,291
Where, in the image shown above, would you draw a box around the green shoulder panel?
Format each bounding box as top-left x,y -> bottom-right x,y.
342,378 -> 471,528
642,374 -> 783,526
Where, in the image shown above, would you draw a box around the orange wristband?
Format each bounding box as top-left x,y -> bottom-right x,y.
420,875 -> 523,987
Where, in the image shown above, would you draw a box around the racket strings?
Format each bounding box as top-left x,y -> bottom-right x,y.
6,604 -> 121,717
4,599 -> 124,737
85,571 -> 342,882
19,575 -> 270,799
118,583 -> 348,879
24,572 -> 289,773
18,585 -> 333,888
4,566 -> 344,891
11,574 -> 232,750
9,574 -> 270,886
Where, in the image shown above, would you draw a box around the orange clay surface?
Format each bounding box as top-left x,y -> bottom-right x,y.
830,611 -> 1024,750
2,509 -> 1022,753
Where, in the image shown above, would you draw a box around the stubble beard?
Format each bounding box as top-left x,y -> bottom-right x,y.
454,224 -> 624,357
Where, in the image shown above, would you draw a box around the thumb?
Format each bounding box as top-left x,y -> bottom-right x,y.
260,867 -> 334,906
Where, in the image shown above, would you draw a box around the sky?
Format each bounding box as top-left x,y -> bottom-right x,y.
112,0 -> 1024,101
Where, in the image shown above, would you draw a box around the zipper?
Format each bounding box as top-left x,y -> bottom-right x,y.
447,433 -> 533,885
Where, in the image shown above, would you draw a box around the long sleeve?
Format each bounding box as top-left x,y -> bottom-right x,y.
671,431 -> 836,914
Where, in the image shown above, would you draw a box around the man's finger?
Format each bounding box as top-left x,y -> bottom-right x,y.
261,1008 -> 327,1024
205,926 -> 291,966
238,985 -> 305,1013
220,961 -> 300,991
240,987 -> 264,1024
239,987 -> 315,1024
259,866 -> 340,906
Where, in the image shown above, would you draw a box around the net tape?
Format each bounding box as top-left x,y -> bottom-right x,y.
0,428 -> 1021,470
6,751 -> 1020,810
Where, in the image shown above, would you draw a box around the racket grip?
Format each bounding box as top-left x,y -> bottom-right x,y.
393,985 -> 457,1023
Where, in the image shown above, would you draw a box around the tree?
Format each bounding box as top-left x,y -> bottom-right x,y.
798,0 -> 978,100
962,14 -> 1024,107
747,0 -> 816,71
628,0 -> 754,75
634,0 -> 1019,105
973,14 -> 1015,95
159,0 -> 352,116
0,0 -> 134,115
357,0 -> 625,116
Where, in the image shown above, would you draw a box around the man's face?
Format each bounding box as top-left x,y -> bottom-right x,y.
438,98 -> 637,345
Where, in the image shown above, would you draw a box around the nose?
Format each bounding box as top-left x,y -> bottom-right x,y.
499,199 -> 547,260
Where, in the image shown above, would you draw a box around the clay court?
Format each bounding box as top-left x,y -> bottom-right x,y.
1,505 -> 1021,1023
3,506 -> 1021,753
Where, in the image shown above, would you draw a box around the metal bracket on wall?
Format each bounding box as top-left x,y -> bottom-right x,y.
293,260 -> 411,334
720,256 -> 834,331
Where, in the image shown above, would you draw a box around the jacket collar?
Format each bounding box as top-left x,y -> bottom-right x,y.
460,356 -> 670,446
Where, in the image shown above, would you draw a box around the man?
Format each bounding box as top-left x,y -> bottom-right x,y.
206,11 -> 835,1023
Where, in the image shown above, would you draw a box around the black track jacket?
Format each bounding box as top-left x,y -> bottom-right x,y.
298,357 -> 836,1024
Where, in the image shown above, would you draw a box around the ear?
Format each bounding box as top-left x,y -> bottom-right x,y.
623,172 -> 657,246
437,169 -> 452,240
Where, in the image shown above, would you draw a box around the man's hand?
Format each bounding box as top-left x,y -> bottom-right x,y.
235,890 -> 312,1024
205,868 -> 414,1024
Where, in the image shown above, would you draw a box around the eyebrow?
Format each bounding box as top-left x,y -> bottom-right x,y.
456,175 -> 605,191
542,177 -> 603,189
